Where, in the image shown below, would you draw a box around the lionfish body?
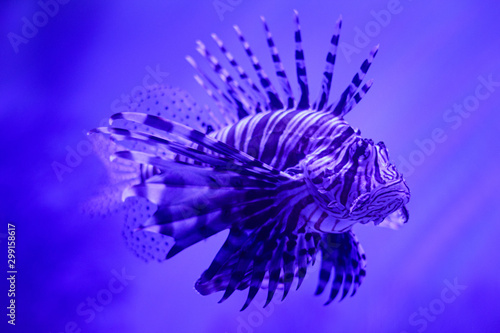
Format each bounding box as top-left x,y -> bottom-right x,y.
93,11 -> 410,310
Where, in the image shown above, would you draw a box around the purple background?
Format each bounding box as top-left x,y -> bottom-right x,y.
2,0 -> 500,332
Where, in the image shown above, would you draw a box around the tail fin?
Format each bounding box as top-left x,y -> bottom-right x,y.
79,131 -> 141,219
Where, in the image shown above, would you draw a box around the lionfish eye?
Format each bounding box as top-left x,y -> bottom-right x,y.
354,140 -> 370,158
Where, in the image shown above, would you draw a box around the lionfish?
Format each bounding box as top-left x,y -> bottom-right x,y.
91,10 -> 410,310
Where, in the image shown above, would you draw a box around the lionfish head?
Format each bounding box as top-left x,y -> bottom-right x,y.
303,137 -> 410,227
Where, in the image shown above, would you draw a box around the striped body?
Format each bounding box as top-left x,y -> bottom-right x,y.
212,108 -> 359,233
92,10 -> 411,309
212,109 -> 345,171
